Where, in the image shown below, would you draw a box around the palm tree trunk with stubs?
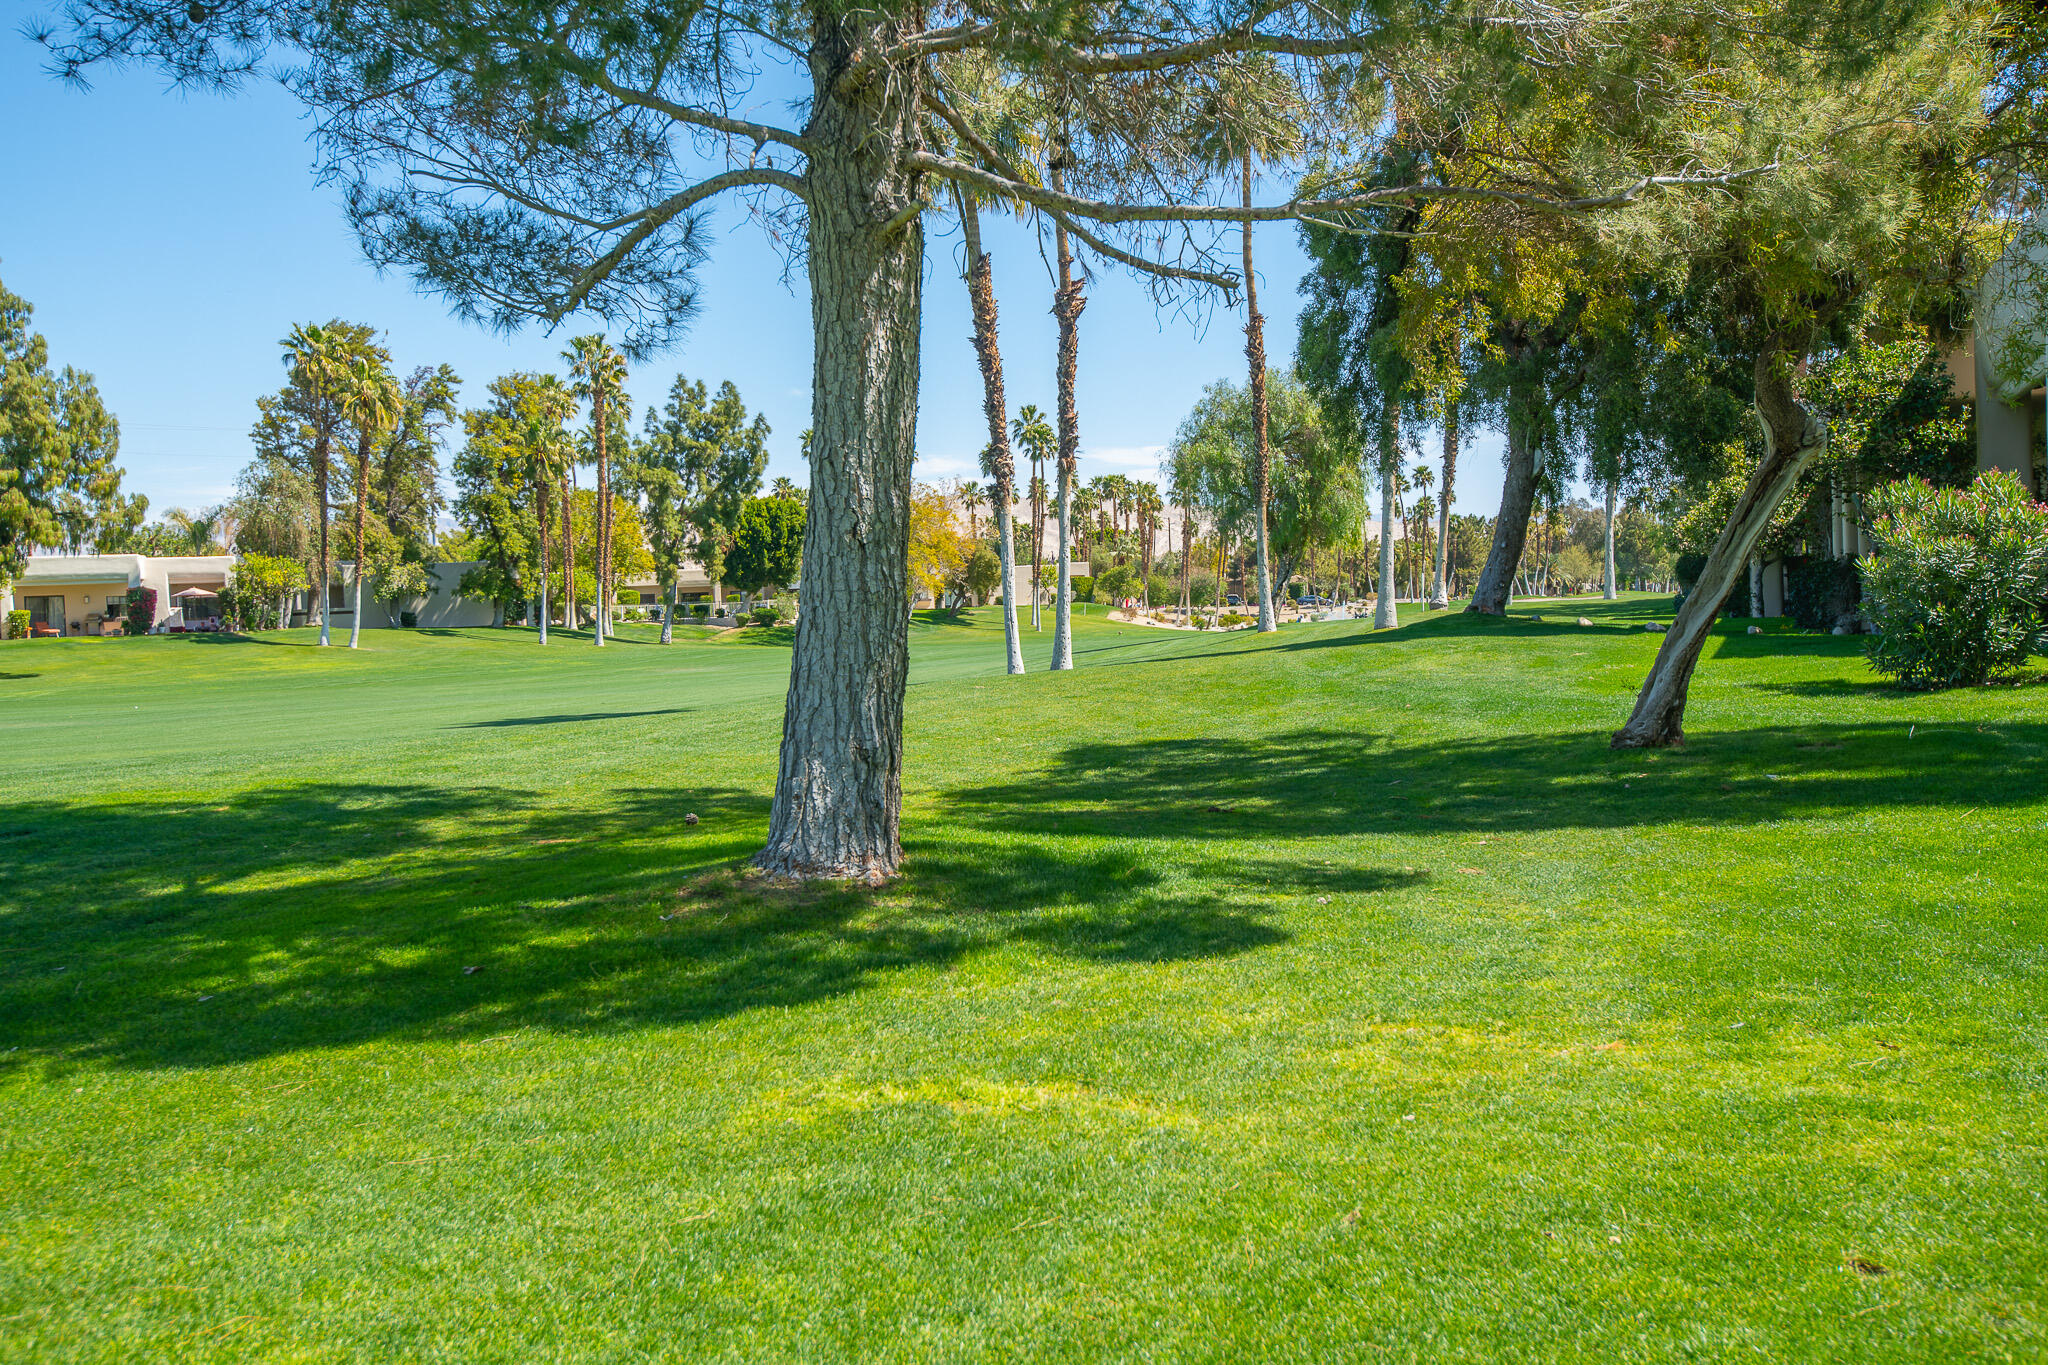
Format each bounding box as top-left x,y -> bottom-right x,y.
1049,176 -> 1084,673
595,395 -> 610,645
1375,459 -> 1398,629
1245,167 -> 1276,636
314,436 -> 332,646
560,471 -> 574,630
348,440 -> 369,648
958,192 -> 1024,675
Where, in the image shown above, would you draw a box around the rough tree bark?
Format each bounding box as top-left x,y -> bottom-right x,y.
1243,156 -> 1276,634
1049,162 -> 1084,672
1612,352 -> 1826,748
1603,481 -> 1618,600
1374,457 -> 1397,628
1428,398 -> 1456,609
754,19 -> 922,881
1179,502 -> 1193,613
958,192 -> 1025,675
1465,409 -> 1539,616
660,579 -> 675,645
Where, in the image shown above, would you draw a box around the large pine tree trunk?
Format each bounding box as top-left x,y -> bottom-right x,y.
755,31 -> 922,881
1243,157 -> 1277,634
1049,185 -> 1084,672
1429,399 -> 1456,609
958,193 -> 1025,675
1612,354 -> 1826,748
1465,416 -> 1538,616
1603,482 -> 1619,600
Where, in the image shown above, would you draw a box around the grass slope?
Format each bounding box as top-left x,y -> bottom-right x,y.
2,598 -> 2044,1363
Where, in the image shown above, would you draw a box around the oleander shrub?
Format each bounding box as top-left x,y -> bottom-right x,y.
1862,470 -> 2048,689
5,609 -> 27,640
124,586 -> 156,636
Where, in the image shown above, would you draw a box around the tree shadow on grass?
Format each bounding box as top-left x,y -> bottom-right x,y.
456,708 -> 695,728
935,722 -> 2048,842
0,783 -> 1309,1074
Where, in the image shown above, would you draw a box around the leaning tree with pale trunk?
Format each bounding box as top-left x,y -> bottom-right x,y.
44,0 -> 1790,880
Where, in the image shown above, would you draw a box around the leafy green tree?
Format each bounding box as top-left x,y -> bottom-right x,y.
453,374 -> 554,627
229,551 -> 309,630
2,276 -> 127,580
725,496 -> 806,601
640,375 -> 769,612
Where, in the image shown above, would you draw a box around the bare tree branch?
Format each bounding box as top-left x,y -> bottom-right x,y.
556,166 -> 806,317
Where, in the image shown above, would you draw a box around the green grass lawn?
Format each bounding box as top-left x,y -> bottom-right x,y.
2,598 -> 2044,1362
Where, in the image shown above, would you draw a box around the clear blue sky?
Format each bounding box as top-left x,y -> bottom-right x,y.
0,38 -> 1515,521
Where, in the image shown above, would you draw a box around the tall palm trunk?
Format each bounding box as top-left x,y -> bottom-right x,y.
1429,400 -> 1457,609
958,192 -> 1025,675
1603,481 -> 1619,600
314,433 -> 332,646
348,433 -> 371,648
537,483 -> 551,645
595,393 -> 610,646
1241,157 -> 1277,634
1179,504 -> 1192,613
1374,456 -> 1398,629
560,470 -> 575,630
1030,469 -> 1043,630
1049,167 -> 1085,673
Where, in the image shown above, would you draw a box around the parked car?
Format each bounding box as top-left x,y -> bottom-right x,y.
1298,594 -> 1331,607
1224,594 -> 1243,607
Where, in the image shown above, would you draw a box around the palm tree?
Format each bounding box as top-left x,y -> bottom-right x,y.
566,335 -> 628,646
1191,56 -> 1302,633
522,396 -> 573,644
1011,405 -> 1055,631
1047,146 -> 1085,672
957,479 -> 982,541
279,322 -> 355,645
1410,463 -> 1435,603
771,476 -> 801,500
335,353 -> 403,649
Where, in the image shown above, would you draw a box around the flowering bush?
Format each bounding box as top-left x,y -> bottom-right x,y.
5,609 -> 27,640
124,586 -> 156,636
1862,470 -> 2048,689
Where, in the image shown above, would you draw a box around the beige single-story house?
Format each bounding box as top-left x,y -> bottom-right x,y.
1,553 -> 236,636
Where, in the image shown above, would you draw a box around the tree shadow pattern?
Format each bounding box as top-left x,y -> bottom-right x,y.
0,782 -> 1311,1074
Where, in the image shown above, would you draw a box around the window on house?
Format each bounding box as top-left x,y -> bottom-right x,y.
22,596 -> 63,628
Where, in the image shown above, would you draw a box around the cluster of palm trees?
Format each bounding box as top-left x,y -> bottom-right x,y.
276,323 -> 630,647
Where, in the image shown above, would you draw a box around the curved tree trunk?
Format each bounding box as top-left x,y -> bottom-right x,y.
1374,458 -> 1398,628
1429,399 -> 1456,609
1465,415 -> 1538,616
1049,176 -> 1084,673
1603,481 -> 1619,600
1612,353 -> 1826,748
958,192 -> 1025,675
755,29 -> 922,881
1243,157 -> 1276,634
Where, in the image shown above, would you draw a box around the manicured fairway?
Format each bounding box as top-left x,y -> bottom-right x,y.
2,600 -> 2044,1362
